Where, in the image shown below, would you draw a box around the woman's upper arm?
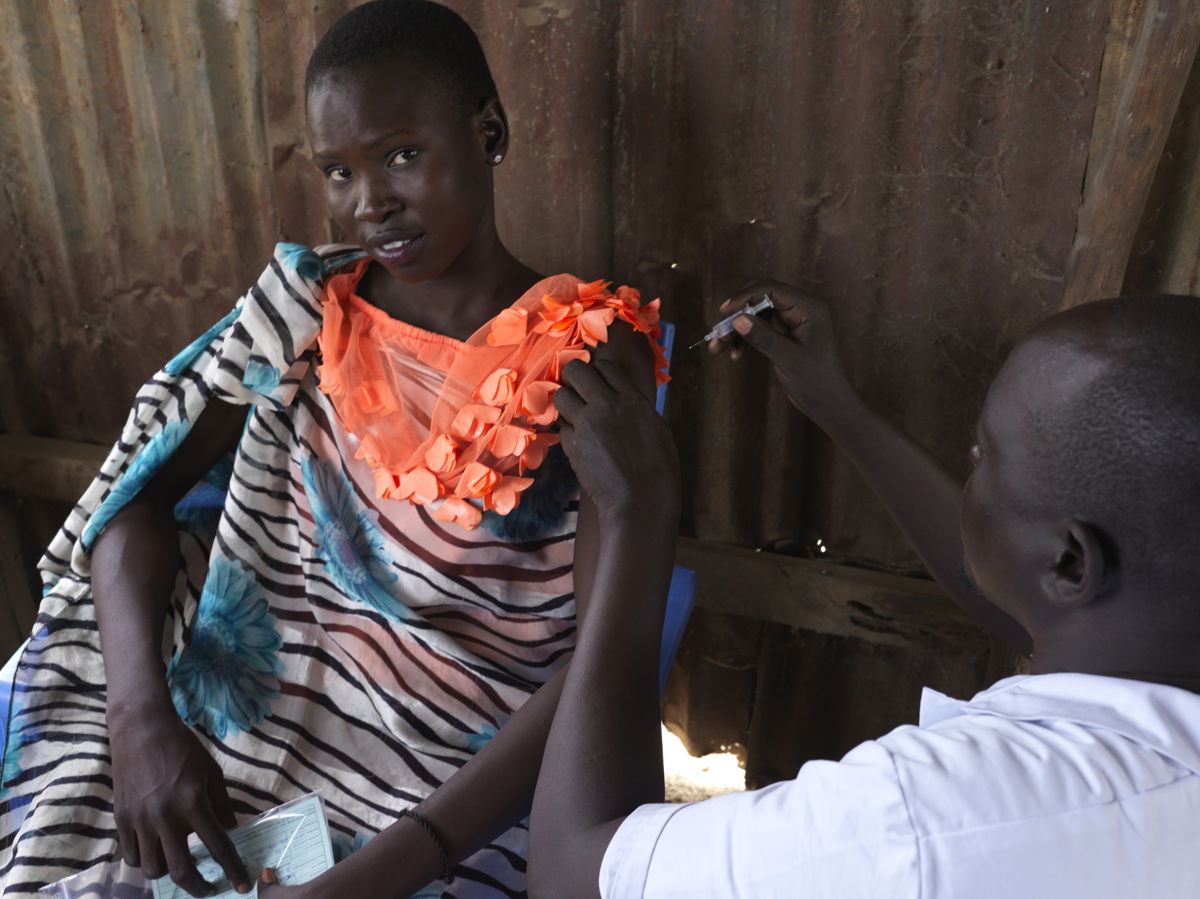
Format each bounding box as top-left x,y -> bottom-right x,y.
571,322 -> 659,620
137,399 -> 247,507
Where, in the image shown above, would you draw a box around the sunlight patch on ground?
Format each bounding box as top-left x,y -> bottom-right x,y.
662,724 -> 745,803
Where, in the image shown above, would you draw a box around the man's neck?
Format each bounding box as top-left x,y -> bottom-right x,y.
1030,614 -> 1200,693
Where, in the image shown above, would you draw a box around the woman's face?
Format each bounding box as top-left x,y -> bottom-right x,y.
306,58 -> 498,284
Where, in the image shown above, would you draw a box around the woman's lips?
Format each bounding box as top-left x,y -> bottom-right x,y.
372,233 -> 425,267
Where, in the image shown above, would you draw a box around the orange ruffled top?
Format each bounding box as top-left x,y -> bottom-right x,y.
315,260 -> 668,530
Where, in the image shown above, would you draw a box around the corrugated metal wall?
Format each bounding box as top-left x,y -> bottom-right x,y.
3,0 -> 1198,777
0,0 -> 1118,558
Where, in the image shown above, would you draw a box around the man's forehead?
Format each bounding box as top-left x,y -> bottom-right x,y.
983,329 -> 1112,428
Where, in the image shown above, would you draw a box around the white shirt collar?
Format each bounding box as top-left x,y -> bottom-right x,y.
920,672 -> 1200,775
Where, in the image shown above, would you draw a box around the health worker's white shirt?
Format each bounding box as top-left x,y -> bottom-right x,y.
600,673 -> 1200,898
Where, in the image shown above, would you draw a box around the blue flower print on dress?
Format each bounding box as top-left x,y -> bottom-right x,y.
0,693 -> 29,802
277,242 -> 323,282
466,723 -> 497,754
242,358 -> 282,397
168,556 -> 284,740
302,457 -> 412,621
82,419 -> 191,551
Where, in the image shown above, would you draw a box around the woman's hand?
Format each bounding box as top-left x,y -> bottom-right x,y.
554,358 -> 679,525
708,281 -> 854,420
109,705 -> 250,896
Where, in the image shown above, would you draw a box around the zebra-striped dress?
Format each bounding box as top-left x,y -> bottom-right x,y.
0,244 -> 582,897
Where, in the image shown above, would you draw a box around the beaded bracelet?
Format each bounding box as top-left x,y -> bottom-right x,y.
401,808 -> 455,885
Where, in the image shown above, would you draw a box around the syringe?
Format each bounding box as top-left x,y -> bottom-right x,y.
688,294 -> 775,349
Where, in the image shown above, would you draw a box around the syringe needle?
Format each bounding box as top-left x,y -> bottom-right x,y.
688,293 -> 774,350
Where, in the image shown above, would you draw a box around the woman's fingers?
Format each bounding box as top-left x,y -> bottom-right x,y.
138,832 -> 168,881
588,358 -> 636,394
116,817 -> 141,869
559,359 -> 614,403
257,867 -> 283,895
553,385 -> 584,424
161,827 -> 212,897
192,808 -> 250,894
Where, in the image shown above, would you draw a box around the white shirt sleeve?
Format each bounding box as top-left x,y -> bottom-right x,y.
599,740 -> 918,898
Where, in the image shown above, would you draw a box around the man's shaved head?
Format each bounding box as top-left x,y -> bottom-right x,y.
1013,296 -> 1200,593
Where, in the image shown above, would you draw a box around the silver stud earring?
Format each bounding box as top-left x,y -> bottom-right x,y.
492,153 -> 504,165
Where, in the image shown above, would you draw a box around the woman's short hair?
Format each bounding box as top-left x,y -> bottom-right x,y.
305,0 -> 498,112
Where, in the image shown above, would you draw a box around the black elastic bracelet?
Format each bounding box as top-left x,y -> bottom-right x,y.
401,808 -> 455,884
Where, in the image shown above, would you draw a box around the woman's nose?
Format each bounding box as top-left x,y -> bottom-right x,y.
354,174 -> 401,223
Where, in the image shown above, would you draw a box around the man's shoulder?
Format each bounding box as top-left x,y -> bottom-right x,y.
876,674 -> 1200,835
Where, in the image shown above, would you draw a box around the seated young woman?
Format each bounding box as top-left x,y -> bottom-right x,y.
0,2 -> 668,896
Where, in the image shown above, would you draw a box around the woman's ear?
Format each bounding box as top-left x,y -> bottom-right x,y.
1042,520 -> 1111,609
478,98 -> 509,164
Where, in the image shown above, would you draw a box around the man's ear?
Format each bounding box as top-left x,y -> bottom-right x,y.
478,98 -> 509,162
1042,520 -> 1110,608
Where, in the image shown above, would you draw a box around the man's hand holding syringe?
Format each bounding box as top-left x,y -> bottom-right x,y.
703,281 -> 1029,649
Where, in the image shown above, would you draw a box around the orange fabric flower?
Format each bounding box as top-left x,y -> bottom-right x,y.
356,434 -> 385,468
455,462 -> 501,499
424,433 -> 458,473
451,403 -> 502,441
651,339 -> 670,386
551,348 -> 590,380
354,380 -> 394,415
577,279 -> 609,301
488,475 -> 535,515
317,368 -> 345,398
578,306 -> 617,346
489,423 -> 536,458
518,381 -> 561,426
487,307 -> 528,346
478,368 -> 518,406
394,466 -> 442,505
373,467 -> 401,500
519,431 -> 560,474
433,496 -> 483,529
609,295 -> 661,335
535,296 -> 586,337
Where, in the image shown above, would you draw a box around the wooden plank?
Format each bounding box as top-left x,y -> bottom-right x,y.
1061,0 -> 1200,309
676,537 -> 988,649
0,434 -> 108,503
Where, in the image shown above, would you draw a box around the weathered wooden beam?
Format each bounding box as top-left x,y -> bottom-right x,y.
1061,0 -> 1200,309
0,434 -> 108,503
676,537 -> 988,649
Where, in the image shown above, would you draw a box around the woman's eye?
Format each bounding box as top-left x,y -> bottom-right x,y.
968,444 -> 982,467
387,148 -> 420,167
326,166 -> 352,183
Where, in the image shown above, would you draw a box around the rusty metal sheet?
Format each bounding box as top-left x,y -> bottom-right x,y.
612,0 -> 1112,565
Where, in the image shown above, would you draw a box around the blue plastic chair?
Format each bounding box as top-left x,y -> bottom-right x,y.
652,322 -> 697,689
